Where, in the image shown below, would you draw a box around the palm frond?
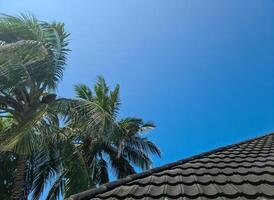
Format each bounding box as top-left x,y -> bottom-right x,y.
71,99 -> 117,139
109,84 -> 120,117
94,76 -> 108,99
0,40 -> 49,91
0,13 -> 70,90
0,105 -> 48,155
126,137 -> 161,158
31,152 -> 61,200
45,171 -> 66,200
121,145 -> 152,170
96,157 -> 109,184
62,142 -> 90,197
0,13 -> 45,42
104,145 -> 136,179
74,84 -> 93,101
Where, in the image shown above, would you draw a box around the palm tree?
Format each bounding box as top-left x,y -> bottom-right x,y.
0,13 -> 161,200
31,77 -> 161,199
71,76 -> 161,187
29,118 -> 92,200
0,14 -> 69,200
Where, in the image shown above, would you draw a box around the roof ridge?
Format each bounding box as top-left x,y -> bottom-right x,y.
68,132 -> 274,200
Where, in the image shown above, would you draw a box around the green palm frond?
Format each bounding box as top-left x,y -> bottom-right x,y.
0,13 -> 45,43
74,84 -> 93,101
121,145 -> 152,170
71,99 -> 117,139
0,13 -> 70,90
118,117 -> 155,134
105,145 -> 136,179
47,98 -> 75,124
0,105 -> 48,155
62,142 -> 90,197
94,76 -> 109,101
109,84 -> 120,116
127,137 -> 161,157
31,152 -> 61,200
0,40 -> 49,90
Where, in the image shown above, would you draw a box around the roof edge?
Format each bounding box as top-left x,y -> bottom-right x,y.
68,132 -> 274,200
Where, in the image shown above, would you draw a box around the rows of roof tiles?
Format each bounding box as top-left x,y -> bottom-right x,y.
69,133 -> 274,200
93,197 -> 271,200
95,184 -> 274,199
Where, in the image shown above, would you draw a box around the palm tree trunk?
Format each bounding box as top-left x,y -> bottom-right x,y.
11,154 -> 28,200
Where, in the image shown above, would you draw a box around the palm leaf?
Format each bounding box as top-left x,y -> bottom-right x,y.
0,13 -> 70,90
31,152 -> 61,200
0,105 -> 48,155
74,84 -> 93,101
104,145 -> 136,179
62,142 -> 90,197
45,171 -> 66,200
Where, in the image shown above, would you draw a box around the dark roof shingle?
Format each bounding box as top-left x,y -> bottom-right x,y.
69,133 -> 274,200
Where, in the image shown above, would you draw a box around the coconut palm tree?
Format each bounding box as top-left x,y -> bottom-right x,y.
0,13 -> 161,200
31,77 -> 161,199
0,14 -> 69,200
71,76 -> 161,186
29,117 -> 92,200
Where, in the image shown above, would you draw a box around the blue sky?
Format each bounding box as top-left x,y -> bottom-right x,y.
2,0 -> 274,169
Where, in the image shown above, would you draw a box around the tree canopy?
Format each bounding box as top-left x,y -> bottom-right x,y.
0,13 -> 160,200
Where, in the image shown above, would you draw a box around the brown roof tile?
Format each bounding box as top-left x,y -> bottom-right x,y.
68,133 -> 274,200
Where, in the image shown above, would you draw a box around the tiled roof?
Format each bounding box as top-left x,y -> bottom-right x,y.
69,133 -> 274,200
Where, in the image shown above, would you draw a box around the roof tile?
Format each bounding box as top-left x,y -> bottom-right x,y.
69,133 -> 274,200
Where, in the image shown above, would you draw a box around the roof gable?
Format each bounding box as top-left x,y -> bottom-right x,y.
69,133 -> 274,200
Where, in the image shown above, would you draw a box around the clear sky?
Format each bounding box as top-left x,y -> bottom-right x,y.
2,0 -> 274,169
